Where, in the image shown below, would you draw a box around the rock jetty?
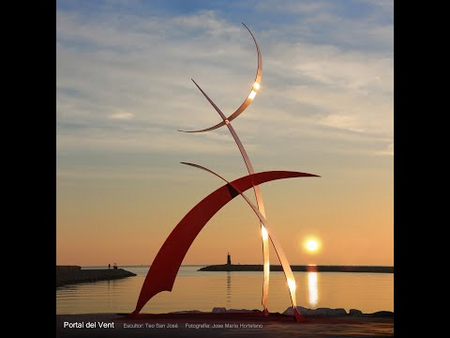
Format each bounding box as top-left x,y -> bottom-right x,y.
199,264 -> 393,273
56,267 -> 136,287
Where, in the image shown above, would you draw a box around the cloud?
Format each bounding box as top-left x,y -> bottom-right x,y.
318,114 -> 364,133
109,111 -> 135,119
375,143 -> 394,156
57,1 -> 393,171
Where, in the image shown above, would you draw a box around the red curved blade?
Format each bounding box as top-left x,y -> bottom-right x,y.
133,170 -> 318,315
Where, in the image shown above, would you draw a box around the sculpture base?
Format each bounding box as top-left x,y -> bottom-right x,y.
294,307 -> 307,323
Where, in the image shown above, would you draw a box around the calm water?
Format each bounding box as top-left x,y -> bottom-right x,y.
56,266 -> 393,314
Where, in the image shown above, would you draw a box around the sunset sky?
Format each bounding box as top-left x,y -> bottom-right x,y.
57,0 -> 393,267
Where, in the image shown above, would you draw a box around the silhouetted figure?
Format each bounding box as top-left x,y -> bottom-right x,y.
227,252 -> 231,265
108,263 -> 111,269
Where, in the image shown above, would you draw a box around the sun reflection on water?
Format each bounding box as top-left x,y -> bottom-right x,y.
308,272 -> 318,307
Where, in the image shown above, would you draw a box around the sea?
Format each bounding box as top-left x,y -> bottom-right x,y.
56,265 -> 393,314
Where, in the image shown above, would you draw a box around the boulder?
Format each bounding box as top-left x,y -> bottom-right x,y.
349,309 -> 363,316
283,306 -> 347,317
370,311 -> 394,318
212,307 -> 227,313
315,308 -> 347,316
283,306 -> 315,316
227,309 -> 259,313
172,310 -> 203,314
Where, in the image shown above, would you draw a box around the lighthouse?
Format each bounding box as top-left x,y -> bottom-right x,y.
227,252 -> 231,265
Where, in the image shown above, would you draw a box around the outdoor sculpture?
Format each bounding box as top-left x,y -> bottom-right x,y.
132,23 -> 319,322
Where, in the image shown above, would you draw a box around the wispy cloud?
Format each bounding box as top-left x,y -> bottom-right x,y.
375,143 -> 394,156
109,111 -> 135,119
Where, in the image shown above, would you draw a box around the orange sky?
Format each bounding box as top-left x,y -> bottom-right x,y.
57,156 -> 393,266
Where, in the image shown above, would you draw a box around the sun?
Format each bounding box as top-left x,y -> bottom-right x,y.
303,237 -> 321,254
306,239 -> 319,252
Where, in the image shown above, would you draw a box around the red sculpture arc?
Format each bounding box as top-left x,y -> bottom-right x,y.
132,170 -> 317,316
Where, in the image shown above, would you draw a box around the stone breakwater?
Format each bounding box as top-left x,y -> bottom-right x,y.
56,268 -> 136,287
282,306 -> 394,318
199,264 -> 394,273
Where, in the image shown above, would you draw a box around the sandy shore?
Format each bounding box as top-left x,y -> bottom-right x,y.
56,312 -> 393,337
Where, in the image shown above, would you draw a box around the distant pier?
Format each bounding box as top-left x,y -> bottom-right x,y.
199,264 -> 393,273
56,266 -> 136,287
